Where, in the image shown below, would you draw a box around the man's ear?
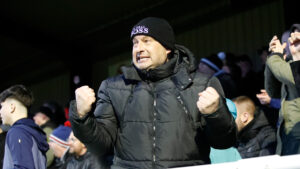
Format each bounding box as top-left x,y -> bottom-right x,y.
166,49 -> 171,55
10,102 -> 16,114
241,112 -> 249,123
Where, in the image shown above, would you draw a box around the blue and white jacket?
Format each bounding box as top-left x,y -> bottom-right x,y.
3,118 -> 49,169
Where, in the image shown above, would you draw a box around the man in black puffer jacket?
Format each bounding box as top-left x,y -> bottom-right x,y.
69,17 -> 237,169
233,96 -> 276,158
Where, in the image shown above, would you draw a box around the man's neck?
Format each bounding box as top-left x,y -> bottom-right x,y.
11,114 -> 28,126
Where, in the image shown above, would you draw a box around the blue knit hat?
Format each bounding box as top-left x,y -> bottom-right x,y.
200,54 -> 223,72
50,125 -> 72,148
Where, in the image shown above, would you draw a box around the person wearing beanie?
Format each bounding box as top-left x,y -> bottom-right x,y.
198,54 -> 238,99
60,132 -> 111,169
34,101 -> 66,128
33,102 -> 60,168
198,54 -> 223,76
69,17 -> 236,168
50,125 -> 72,151
48,125 -> 72,169
130,17 -> 175,50
0,85 -> 49,169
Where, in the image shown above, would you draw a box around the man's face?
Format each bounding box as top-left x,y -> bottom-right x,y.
49,141 -> 68,158
198,62 -> 215,76
234,104 -> 244,132
132,35 -> 171,70
0,100 -> 12,125
235,112 -> 242,132
260,50 -> 268,64
68,132 -> 85,156
33,112 -> 47,126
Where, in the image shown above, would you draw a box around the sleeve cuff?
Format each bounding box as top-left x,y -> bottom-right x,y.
69,100 -> 91,122
268,52 -> 283,58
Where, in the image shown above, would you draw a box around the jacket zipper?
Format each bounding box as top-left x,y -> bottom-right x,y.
151,84 -> 157,167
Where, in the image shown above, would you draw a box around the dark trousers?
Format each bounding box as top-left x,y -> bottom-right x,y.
280,122 -> 300,155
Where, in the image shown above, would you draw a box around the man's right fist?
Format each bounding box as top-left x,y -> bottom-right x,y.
75,85 -> 96,118
289,32 -> 300,61
268,35 -> 286,54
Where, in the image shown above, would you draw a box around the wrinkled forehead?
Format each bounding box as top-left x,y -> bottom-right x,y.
132,34 -> 155,41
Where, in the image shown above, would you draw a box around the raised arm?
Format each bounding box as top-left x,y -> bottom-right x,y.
69,81 -> 117,156
267,35 -> 295,85
197,77 -> 237,149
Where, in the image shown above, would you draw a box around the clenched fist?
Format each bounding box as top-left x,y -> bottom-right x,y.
75,85 -> 96,118
289,32 -> 300,61
197,87 -> 220,114
268,35 -> 287,54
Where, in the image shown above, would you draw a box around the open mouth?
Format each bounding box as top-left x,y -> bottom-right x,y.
137,54 -> 150,63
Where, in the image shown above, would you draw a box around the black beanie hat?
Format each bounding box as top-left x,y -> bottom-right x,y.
39,106 -> 55,120
130,17 -> 175,50
38,101 -> 61,121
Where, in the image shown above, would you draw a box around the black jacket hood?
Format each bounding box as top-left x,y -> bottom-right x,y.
13,118 -> 49,153
238,109 -> 270,143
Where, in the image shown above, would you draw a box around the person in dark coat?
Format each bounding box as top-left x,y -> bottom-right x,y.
48,125 -> 72,169
236,54 -> 261,104
69,17 -> 237,169
198,54 -> 239,99
62,132 -> 110,169
33,100 -> 67,167
233,96 -> 276,158
291,60 -> 300,95
289,31 -> 300,96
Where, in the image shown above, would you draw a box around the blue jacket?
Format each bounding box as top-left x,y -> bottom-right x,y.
3,118 -> 49,169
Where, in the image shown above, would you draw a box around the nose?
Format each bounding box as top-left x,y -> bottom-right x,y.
134,41 -> 145,52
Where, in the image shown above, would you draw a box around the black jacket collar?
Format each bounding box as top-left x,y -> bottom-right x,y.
121,44 -> 197,89
238,109 -> 270,143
